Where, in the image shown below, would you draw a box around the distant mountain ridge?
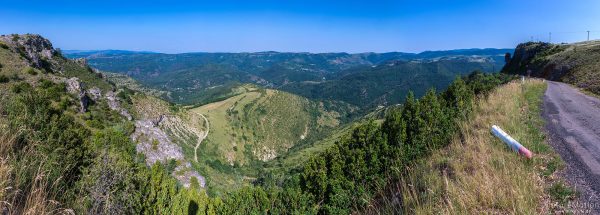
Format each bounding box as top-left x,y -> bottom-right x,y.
65,48 -> 512,108
62,49 -> 157,55
65,48 -> 512,64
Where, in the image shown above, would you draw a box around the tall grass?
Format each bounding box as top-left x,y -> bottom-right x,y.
363,79 -> 560,214
0,127 -> 73,214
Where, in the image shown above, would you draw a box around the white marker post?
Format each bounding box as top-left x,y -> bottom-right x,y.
491,125 -> 532,159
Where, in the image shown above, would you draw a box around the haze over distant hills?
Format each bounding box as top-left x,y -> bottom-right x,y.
65,48 -> 512,108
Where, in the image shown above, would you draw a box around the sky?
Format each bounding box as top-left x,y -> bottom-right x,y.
1,0 -> 599,53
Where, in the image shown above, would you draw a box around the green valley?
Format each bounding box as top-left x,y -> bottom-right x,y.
117,81 -> 357,195
65,49 -> 511,107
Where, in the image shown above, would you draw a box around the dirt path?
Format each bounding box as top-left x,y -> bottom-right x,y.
194,113 -> 209,162
543,81 -> 600,213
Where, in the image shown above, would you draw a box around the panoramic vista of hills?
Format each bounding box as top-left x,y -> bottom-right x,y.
64,49 -> 510,108
2,1 -> 600,214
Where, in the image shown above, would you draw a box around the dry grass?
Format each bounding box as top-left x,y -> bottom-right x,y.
0,126 -> 74,215
402,80 -> 552,214
364,79 -> 559,214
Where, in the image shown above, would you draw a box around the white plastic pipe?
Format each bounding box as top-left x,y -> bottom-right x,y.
491,125 -> 533,159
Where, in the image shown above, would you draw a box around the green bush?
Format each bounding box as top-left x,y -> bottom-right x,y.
117,87 -> 135,104
11,34 -> 19,42
0,74 -> 8,83
291,72 -> 512,213
548,181 -> 577,204
0,42 -> 8,49
4,85 -> 92,206
11,82 -> 32,93
24,67 -> 38,75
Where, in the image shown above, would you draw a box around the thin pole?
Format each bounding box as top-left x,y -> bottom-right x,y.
588,31 -> 591,41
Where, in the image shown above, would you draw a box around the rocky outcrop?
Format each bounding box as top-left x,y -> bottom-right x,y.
74,58 -> 88,67
501,42 -> 569,80
88,87 -> 102,101
66,77 -> 89,113
131,119 -> 206,188
0,34 -> 57,70
66,77 -> 83,94
105,91 -> 132,121
151,114 -> 164,127
502,41 -> 600,94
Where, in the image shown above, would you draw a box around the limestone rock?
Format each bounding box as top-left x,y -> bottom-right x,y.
65,77 -> 89,113
131,119 -> 206,188
74,58 -> 88,67
0,34 -> 56,70
88,87 -> 102,101
105,91 -> 133,120
66,77 -> 83,94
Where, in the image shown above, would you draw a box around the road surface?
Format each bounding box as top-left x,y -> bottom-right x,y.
543,81 -> 600,212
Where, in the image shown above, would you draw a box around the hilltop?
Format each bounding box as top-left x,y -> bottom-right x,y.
502,40 -> 600,95
0,34 -> 214,213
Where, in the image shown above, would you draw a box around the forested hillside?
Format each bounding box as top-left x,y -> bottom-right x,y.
282,56 -> 501,108
65,49 -> 511,107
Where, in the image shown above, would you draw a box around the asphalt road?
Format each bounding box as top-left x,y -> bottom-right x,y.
543,81 -> 600,213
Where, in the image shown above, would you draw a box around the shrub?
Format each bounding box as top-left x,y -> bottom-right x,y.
24,67 -> 38,75
293,72 -> 513,213
0,74 -> 8,83
152,140 -> 159,151
0,42 -> 8,49
9,73 -> 20,81
4,85 -> 93,209
548,181 -> 577,204
117,88 -> 135,104
11,34 -> 19,42
11,82 -> 32,93
86,119 -> 105,129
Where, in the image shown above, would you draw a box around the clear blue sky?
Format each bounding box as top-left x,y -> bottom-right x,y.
1,0 -> 599,53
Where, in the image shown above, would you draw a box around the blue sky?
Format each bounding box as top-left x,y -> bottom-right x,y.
1,0 -> 599,53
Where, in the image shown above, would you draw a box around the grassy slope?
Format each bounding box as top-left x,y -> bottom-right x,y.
264,122 -> 356,174
368,80 -> 571,213
190,84 -> 349,164
551,41 -> 600,95
504,40 -> 600,96
0,42 -> 57,96
0,37 -> 135,214
130,84 -> 355,195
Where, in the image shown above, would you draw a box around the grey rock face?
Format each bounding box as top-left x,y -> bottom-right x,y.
65,77 -> 89,113
66,77 -> 83,94
131,119 -> 206,188
105,91 -> 133,121
74,58 -> 88,67
88,87 -> 102,101
0,34 -> 56,69
78,93 -> 89,113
